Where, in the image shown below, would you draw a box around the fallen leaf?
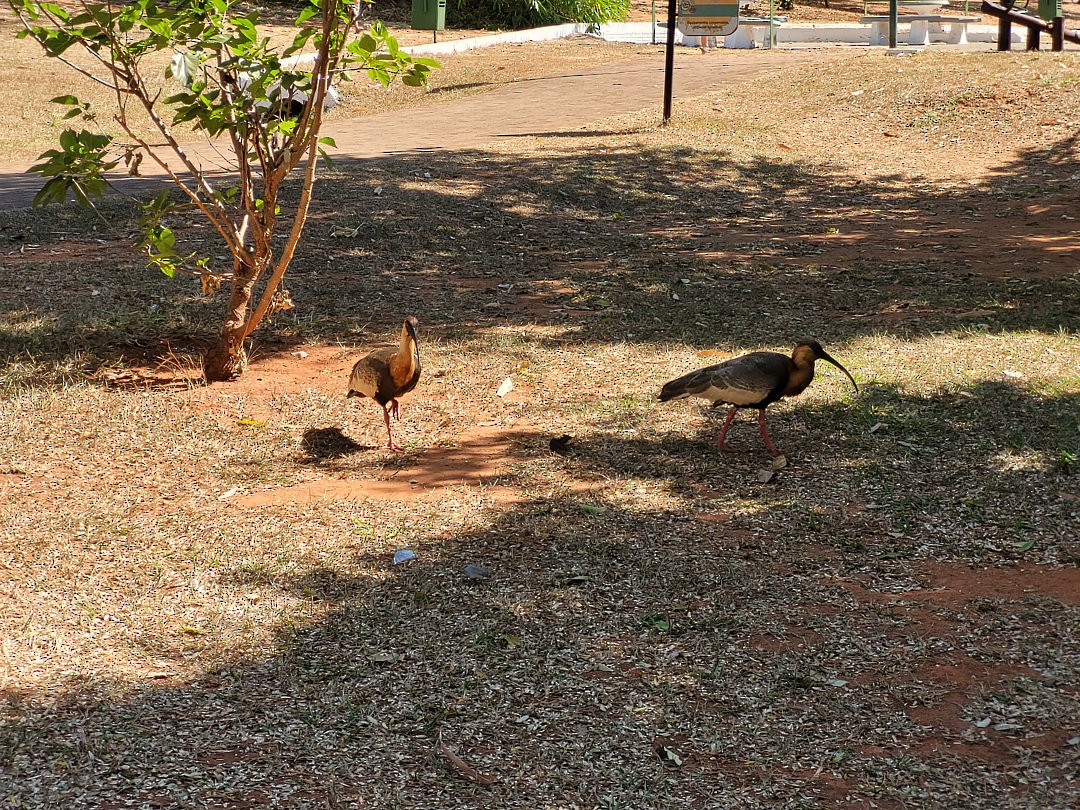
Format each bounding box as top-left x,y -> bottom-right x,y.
578,503 -> 607,515
179,625 -> 208,636
777,143 -> 794,150
218,488 -> 238,500
1039,118 -> 1066,126
771,455 -> 788,471
1002,369 -> 1023,379
883,130 -> 900,138
656,744 -> 683,767
393,549 -> 416,565
755,469 -> 776,483
496,377 -> 514,398
437,735 -> 497,786
869,422 -> 885,434
236,418 -> 266,428
975,717 -> 992,728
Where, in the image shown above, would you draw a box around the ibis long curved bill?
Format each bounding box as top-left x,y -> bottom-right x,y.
818,350 -> 859,395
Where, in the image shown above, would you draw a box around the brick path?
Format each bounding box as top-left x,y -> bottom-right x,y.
0,46 -> 850,211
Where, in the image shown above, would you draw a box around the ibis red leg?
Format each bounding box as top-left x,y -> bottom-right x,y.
390,399 -> 400,420
382,405 -> 403,451
715,406 -> 739,451
757,409 -> 780,456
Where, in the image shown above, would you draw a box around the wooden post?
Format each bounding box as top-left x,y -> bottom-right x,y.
997,15 -> 1011,50
889,0 -> 898,48
1026,22 -> 1040,49
1051,15 -> 1064,50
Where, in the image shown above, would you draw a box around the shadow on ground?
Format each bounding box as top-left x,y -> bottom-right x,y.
1,133 -> 1077,380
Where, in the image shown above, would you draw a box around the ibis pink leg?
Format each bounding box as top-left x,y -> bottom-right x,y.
382,406 -> 403,451
715,406 -> 739,452
757,409 -> 780,456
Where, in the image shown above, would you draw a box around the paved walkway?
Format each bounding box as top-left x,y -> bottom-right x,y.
0,46 -> 851,211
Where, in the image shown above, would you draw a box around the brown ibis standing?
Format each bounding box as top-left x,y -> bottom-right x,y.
659,340 -> 858,456
347,317 -> 422,451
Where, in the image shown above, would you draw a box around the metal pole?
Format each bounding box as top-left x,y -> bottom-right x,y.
663,0 -> 677,123
889,0 -> 898,48
652,1 -> 657,45
769,0 -> 775,47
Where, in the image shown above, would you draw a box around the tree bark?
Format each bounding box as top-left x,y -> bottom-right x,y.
203,253 -> 261,382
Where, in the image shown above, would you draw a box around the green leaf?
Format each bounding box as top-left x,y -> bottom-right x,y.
578,503 -> 607,515
638,611 -> 670,631
317,136 -> 336,148
295,5 -> 319,25
1014,538 -> 1035,552
50,94 -> 81,105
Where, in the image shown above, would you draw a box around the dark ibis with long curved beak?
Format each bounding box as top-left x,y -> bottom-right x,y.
659,340 -> 858,456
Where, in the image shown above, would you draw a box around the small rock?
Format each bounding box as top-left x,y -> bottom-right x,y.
464,564 -> 491,582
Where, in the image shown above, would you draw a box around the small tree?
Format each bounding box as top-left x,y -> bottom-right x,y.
8,0 -> 437,381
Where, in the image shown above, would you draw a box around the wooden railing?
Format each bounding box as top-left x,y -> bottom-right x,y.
980,1 -> 1080,50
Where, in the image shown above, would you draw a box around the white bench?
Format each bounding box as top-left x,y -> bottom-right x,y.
723,17 -> 788,49
861,14 -> 982,45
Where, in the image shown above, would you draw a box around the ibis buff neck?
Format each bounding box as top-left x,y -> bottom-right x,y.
398,320 -> 420,375
784,349 -> 817,398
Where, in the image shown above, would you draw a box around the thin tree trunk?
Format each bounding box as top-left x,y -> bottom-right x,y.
203,253 -> 261,382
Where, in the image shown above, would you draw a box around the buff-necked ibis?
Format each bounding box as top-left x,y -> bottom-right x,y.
659,340 -> 858,456
348,317 -> 422,451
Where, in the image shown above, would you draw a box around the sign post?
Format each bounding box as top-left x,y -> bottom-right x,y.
664,1 -> 740,123
663,0 -> 677,123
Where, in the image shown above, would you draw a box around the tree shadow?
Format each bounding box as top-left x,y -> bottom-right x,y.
1,365 -> 1077,805
1,132 -> 1077,380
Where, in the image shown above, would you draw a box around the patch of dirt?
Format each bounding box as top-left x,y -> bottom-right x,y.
915,560 -> 1080,606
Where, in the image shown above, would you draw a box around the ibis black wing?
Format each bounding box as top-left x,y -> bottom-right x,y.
660,352 -> 791,407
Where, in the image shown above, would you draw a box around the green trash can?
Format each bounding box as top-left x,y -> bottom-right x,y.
412,0 -> 446,30
1038,0 -> 1061,21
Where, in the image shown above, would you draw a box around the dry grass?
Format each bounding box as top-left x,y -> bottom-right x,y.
1,44 -> 1079,810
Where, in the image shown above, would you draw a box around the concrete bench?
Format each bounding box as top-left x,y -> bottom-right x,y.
861,14 -> 982,45
723,17 -> 789,49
